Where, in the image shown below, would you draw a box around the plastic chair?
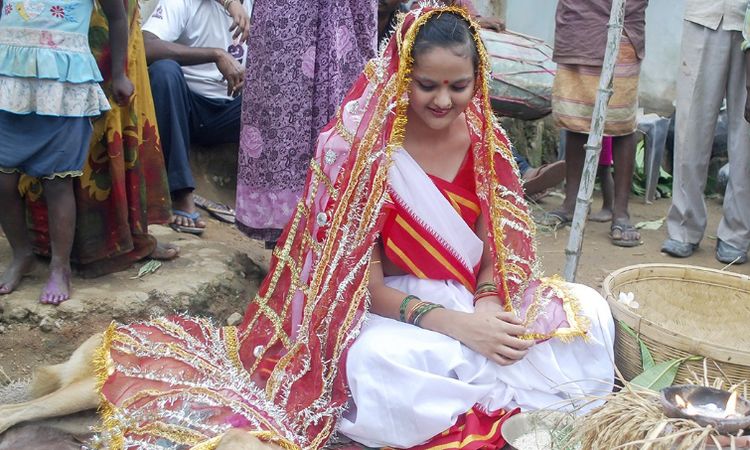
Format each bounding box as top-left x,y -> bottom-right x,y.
636,114 -> 669,203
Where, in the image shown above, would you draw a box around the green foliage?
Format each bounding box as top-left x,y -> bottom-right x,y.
632,139 -> 672,198
619,321 -> 655,370
630,356 -> 702,391
131,260 -> 162,279
619,321 -> 702,391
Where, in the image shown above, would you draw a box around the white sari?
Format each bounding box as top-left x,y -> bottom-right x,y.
338,149 -> 615,448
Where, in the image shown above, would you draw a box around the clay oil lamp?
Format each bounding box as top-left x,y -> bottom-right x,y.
660,385 -> 750,434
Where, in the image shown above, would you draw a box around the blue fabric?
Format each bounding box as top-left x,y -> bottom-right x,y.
148,59 -> 241,193
0,0 -> 103,83
0,110 -> 91,177
512,145 -> 531,175
0,43 -> 102,83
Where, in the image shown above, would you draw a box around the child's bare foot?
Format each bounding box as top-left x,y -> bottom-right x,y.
0,254 -> 35,295
39,266 -> 71,305
589,208 -> 613,223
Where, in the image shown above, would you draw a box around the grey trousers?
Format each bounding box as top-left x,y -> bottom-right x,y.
666,20 -> 750,251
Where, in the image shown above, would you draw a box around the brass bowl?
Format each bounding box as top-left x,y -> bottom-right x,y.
661,385 -> 750,434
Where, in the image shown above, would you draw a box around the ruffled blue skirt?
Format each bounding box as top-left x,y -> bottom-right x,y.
0,111 -> 92,178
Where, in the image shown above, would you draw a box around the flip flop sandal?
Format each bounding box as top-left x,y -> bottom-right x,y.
538,211 -> 572,228
170,209 -> 205,235
193,194 -> 236,224
610,223 -> 642,248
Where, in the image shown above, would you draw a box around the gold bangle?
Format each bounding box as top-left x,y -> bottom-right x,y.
370,260 -> 382,264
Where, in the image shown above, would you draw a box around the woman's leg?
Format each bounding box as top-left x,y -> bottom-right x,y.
610,133 -> 641,246
0,172 -> 35,294
39,177 -> 76,304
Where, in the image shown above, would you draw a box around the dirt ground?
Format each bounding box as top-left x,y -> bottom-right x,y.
0,189 -> 747,383
532,191 -> 750,288
0,219 -> 271,381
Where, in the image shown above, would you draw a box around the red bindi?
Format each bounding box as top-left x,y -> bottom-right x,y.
443,80 -> 450,85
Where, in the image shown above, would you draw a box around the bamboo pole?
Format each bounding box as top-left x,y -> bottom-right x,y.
563,0 -> 627,282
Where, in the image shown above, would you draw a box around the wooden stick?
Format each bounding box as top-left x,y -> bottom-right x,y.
563,0 -> 628,282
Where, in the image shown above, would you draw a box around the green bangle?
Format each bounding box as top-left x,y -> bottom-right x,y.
399,295 -> 419,322
476,281 -> 497,292
413,303 -> 445,327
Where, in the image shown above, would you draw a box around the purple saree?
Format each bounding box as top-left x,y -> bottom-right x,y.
237,0 -> 377,242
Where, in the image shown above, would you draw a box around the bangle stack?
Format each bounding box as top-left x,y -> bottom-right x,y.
473,281 -> 499,305
399,295 -> 445,327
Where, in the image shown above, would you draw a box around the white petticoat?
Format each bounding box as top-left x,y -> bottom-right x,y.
338,276 -> 615,448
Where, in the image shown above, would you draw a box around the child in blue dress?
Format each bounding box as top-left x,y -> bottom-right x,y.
0,0 -> 133,304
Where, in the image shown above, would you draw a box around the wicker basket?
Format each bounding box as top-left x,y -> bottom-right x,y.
602,264 -> 750,384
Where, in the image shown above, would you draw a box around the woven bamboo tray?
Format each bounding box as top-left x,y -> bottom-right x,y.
602,264 -> 750,384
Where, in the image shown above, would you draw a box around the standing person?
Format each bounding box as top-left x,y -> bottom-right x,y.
0,0 -> 133,303
142,0 -> 251,236
542,0 -> 648,247
19,0 -> 177,279
236,0 -> 377,247
662,0 -> 750,264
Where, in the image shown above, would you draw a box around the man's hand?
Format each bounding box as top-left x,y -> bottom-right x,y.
226,0 -> 251,43
215,50 -> 244,97
477,16 -> 505,32
111,74 -> 135,106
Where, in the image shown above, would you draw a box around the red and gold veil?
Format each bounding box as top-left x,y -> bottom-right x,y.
95,5 -> 588,450
232,3 -> 588,448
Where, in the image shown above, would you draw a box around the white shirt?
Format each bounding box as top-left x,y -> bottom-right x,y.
143,0 -> 252,100
684,0 -> 747,32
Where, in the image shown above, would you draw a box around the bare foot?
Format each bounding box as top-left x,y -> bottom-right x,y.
589,208 -> 613,223
0,254 -> 35,295
150,242 -> 179,261
39,266 -> 71,305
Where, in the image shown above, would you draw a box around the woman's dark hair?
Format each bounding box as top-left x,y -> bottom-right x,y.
412,12 -> 479,71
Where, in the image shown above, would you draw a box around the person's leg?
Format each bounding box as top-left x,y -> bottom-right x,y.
541,130 -> 586,225
589,164 -> 614,222
610,133 -> 640,246
39,177 -> 76,304
0,172 -> 34,294
715,29 -> 750,264
175,94 -> 242,232
148,59 -> 205,231
664,22 -> 729,255
191,95 -> 242,146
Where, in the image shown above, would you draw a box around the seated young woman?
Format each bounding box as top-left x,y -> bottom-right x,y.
337,8 -> 613,449
0,5 -> 614,450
